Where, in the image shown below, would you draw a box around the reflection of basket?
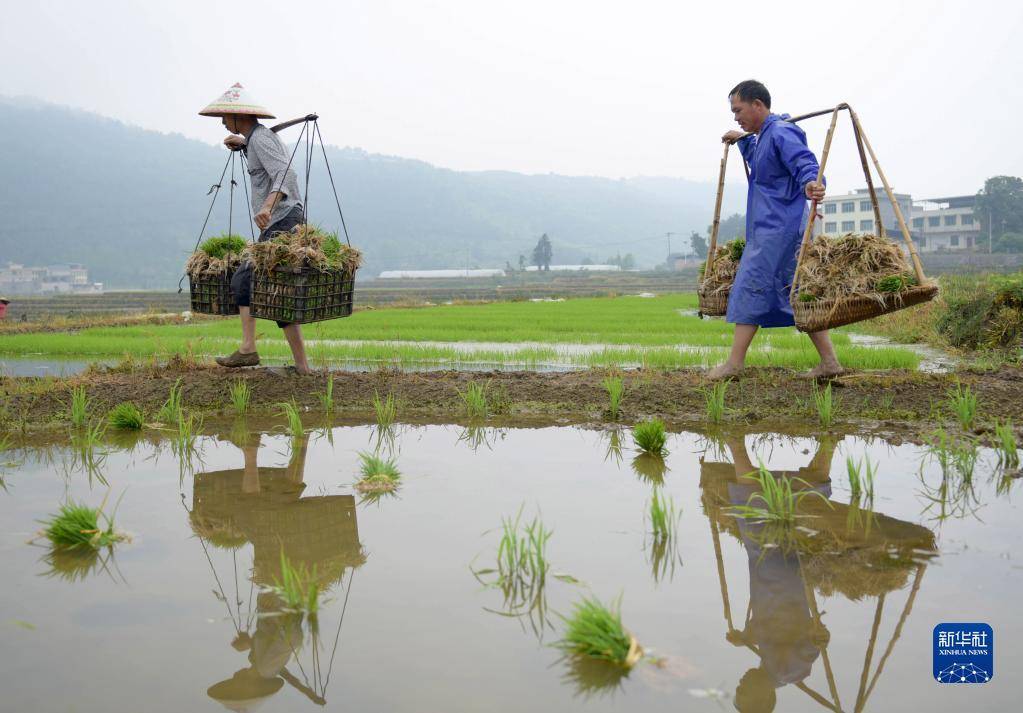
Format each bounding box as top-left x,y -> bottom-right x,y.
191,467 -> 364,588
699,458 -> 937,599
697,285 -> 729,317
189,271 -> 239,316
250,266 -> 356,324
793,283 -> 938,333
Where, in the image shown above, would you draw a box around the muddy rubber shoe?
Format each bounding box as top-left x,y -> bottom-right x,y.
215,350 -> 260,368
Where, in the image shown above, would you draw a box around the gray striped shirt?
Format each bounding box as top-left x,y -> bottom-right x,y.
244,123 -> 304,226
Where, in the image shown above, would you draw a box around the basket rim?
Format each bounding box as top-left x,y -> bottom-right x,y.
792,283 -> 938,311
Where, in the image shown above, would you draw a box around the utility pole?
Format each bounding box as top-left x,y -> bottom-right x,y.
989,209 -> 993,255
665,231 -> 676,260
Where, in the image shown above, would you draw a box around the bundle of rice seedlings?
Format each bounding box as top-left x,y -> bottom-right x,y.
795,233 -> 933,304
184,234 -> 247,277
699,238 -> 744,292
249,224 -> 363,273
40,497 -> 128,551
555,595 -> 644,669
354,451 -> 401,494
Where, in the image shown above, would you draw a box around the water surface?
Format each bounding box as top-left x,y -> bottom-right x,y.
0,423 -> 1018,711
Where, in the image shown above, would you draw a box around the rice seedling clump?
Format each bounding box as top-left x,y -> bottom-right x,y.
40,500 -> 127,550
108,402 -> 144,430
355,452 -> 401,493
993,420 -> 1019,468
270,549 -> 322,616
229,380 -> 251,414
602,375 -> 624,420
373,391 -> 397,429
556,596 -> 643,669
794,233 -> 933,303
277,400 -> 304,438
632,419 -> 668,456
156,378 -> 184,424
729,463 -> 830,525
946,381 -> 978,430
68,385 -> 90,428
185,233 -> 247,277
458,381 -> 489,419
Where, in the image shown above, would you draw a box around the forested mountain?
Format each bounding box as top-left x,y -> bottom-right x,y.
0,97 -> 742,287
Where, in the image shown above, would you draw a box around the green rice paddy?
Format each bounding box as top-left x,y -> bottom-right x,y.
0,294 -> 922,370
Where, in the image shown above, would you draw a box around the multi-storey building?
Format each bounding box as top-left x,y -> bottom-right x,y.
819,188 -> 913,237
0,262 -> 103,295
818,189 -> 982,252
909,196 -> 982,252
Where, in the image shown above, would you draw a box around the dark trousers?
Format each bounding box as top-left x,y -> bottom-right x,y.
231,206 -> 305,327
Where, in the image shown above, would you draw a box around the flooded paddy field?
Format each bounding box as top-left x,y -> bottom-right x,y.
0,295 -> 925,373
1,419 -> 1020,712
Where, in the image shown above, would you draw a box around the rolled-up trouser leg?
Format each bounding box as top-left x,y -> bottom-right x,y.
234,206 -> 306,329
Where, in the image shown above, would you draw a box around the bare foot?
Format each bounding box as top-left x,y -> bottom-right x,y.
706,362 -> 743,381
803,362 -> 845,379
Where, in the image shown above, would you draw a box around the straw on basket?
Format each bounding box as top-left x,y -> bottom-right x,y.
698,141 -> 736,317
789,106 -> 938,333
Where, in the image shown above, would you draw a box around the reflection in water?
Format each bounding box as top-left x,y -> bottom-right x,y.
700,434 -> 937,713
457,424 -> 507,452
186,433 -> 365,710
601,429 -> 625,466
918,431 -> 983,523
631,453 -> 668,484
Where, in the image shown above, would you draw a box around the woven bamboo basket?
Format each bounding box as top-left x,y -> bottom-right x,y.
698,139 -> 740,319
697,285 -> 729,317
793,283 -> 938,333
789,105 -> 938,333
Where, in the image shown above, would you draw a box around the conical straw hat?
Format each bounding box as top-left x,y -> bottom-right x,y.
199,83 -> 276,119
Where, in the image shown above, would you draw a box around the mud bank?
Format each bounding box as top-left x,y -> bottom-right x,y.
4,361 -> 1023,440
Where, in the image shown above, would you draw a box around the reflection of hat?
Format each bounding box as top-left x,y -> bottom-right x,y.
207,668 -> 284,711
199,83 -> 275,119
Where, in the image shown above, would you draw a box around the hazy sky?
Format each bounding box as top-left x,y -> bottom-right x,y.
2,1 -> 1020,198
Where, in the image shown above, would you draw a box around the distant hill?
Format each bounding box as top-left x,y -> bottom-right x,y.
0,97 -> 743,288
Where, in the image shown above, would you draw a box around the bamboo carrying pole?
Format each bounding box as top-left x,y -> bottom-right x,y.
850,114 -> 885,239
702,141 -> 732,285
790,107 -> 842,302
850,109 -> 927,284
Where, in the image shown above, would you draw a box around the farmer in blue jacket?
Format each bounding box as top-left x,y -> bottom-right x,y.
707,80 -> 842,380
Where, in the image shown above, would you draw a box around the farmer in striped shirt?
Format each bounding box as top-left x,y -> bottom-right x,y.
199,83 -> 312,375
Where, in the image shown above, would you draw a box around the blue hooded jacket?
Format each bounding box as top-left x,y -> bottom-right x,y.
726,113 -> 821,328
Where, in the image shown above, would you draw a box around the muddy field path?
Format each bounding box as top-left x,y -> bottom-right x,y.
5,362 -> 1023,440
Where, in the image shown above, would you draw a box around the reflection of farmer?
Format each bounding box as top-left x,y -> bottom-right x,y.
723,437 -> 832,711
707,80 -> 842,380
189,434 -> 364,710
198,83 -> 312,374
700,433 -> 937,713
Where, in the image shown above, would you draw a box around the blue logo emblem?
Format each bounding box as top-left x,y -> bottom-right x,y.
933,623 -> 993,683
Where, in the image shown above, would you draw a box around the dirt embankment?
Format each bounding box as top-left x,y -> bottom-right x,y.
4,361 -> 1023,441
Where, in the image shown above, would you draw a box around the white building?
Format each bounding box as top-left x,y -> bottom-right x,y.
819,188 -> 913,237
524,264 -> 621,272
377,269 -> 505,279
818,189 -> 981,252
0,262 -> 103,295
910,196 -> 981,252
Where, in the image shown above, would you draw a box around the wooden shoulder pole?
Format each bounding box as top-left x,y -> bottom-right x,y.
849,109 -> 885,238
703,141 -> 731,285
790,106 -> 842,302
850,110 -> 926,284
